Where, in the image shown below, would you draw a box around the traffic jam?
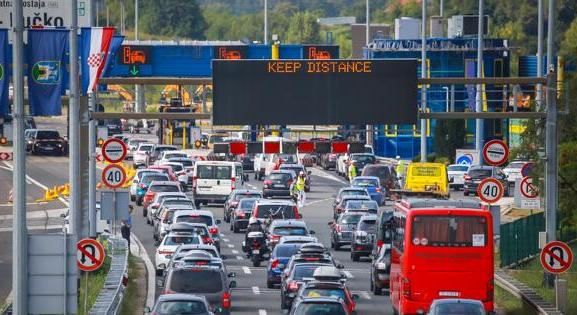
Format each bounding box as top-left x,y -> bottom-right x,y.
94,132 -> 529,315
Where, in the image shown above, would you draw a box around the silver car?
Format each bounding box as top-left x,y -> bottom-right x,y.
330,211 -> 365,250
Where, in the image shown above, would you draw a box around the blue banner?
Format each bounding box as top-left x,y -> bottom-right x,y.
27,29 -> 68,116
0,29 -> 8,116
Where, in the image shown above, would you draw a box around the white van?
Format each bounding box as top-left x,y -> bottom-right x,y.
192,161 -> 244,207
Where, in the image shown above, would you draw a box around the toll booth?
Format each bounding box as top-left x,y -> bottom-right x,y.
158,104 -> 198,149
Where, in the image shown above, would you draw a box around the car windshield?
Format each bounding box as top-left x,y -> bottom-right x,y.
164,236 -> 199,246
362,166 -> 391,180
279,155 -> 297,163
155,300 -> 208,315
340,214 -> 363,225
138,144 -> 153,152
179,248 -> 217,258
412,215 -> 488,247
273,226 -> 307,236
294,302 -> 346,315
150,185 -> 179,193
239,198 -> 258,210
256,205 -> 295,219
434,302 -> 485,315
468,169 -> 492,178
274,244 -> 302,257
281,167 -> 304,174
353,178 -> 379,187
340,190 -> 368,198
293,264 -> 326,280
448,165 -> 469,172
36,131 -> 60,139
269,173 -> 291,181
166,164 -> 183,172
352,155 -> 375,163
176,215 -> 213,226
142,174 -> 169,184
169,269 -> 223,293
345,200 -> 378,211
172,227 -> 208,237
197,165 -> 232,180
138,170 -> 160,180
359,220 -> 376,232
302,288 -> 346,300
156,147 -> 177,153
234,193 -> 261,201
164,200 -> 193,207
170,159 -> 193,167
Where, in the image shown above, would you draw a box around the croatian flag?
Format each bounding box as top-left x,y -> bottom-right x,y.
80,27 -> 115,94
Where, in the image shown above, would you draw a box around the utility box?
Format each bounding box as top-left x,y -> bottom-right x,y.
448,15 -> 489,38
395,17 -> 421,40
430,16 -> 444,37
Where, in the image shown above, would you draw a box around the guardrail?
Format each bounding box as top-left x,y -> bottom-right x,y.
90,236 -> 128,315
495,270 -> 563,315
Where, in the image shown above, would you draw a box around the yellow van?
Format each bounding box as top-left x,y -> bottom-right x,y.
403,162 -> 449,198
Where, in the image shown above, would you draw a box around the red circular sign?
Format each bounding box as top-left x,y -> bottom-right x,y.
77,238 -> 106,272
101,164 -> 127,189
520,176 -> 539,198
101,138 -> 127,163
482,140 -> 509,166
540,241 -> 573,274
476,177 -> 504,204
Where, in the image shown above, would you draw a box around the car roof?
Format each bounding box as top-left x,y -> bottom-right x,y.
163,204 -> 195,210
156,293 -> 207,302
341,195 -> 371,201
430,298 -> 484,305
340,187 -> 367,192
272,170 -> 295,174
156,192 -> 187,197
174,210 -> 213,217
270,220 -> 307,227
256,199 -> 294,205
280,235 -> 316,241
150,181 -> 179,186
468,165 -> 495,170
233,189 -> 261,194
298,296 -> 345,304
353,176 -> 379,180
280,164 -> 304,168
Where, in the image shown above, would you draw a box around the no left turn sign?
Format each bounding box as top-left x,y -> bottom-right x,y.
520,176 -> 539,198
101,138 -> 127,163
102,164 -> 127,189
541,241 -> 573,274
477,177 -> 504,204
483,140 -> 509,166
77,238 -> 106,272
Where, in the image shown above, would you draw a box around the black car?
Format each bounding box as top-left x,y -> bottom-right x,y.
223,189 -> 262,223
280,262 -> 332,310
463,165 -> 509,196
230,197 -> 259,233
25,130 -> 68,155
106,118 -> 123,135
350,214 -> 377,261
370,244 -> 391,295
361,164 -> 400,198
263,170 -> 295,198
279,164 -> 311,192
348,153 -> 376,174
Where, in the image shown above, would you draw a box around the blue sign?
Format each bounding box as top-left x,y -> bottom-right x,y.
457,155 -> 473,165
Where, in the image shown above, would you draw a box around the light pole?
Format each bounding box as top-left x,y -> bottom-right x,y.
545,0 -> 557,243
420,0 -> 427,162
264,0 -> 268,44
475,0 -> 484,158
365,0 -> 373,146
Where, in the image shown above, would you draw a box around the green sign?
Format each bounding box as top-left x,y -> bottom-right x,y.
129,65 -> 139,76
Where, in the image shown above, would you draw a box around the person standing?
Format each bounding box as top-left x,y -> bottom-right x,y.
120,205 -> 133,249
295,171 -> 307,207
348,161 -> 357,184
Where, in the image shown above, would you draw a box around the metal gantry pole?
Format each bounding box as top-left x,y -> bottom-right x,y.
536,0 -> 544,109
545,0 -> 557,242
70,0 -> 81,238
365,0 -> 373,147
264,0 -> 268,44
11,0 -> 27,312
475,0 -> 485,156
420,0 -> 427,162
89,94 -> 97,237
134,0 -> 144,113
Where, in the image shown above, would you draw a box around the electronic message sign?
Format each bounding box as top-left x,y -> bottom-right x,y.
303,45 -> 339,59
212,59 -> 418,125
118,45 -> 152,65
213,46 -> 247,59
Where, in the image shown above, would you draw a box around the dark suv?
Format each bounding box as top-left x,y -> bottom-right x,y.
25,130 -> 68,155
350,214 -> 377,261
463,165 -> 509,196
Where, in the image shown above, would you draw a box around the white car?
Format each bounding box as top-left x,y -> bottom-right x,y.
155,204 -> 196,241
447,164 -> 469,190
155,232 -> 203,276
146,192 -> 188,225
502,161 -> 531,186
173,210 -> 222,252
133,143 -> 154,168
126,139 -> 148,159
155,150 -> 189,166
336,154 -> 349,177
130,168 -> 163,201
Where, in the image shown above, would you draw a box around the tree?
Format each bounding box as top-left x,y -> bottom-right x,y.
286,12 -> 321,44
141,0 -> 207,39
433,120 -> 466,162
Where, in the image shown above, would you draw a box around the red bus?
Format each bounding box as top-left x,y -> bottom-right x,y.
389,199 -> 494,314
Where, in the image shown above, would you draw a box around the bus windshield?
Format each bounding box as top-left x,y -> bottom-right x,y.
411,215 -> 487,247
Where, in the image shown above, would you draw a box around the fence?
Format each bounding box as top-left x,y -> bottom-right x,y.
500,212 -> 545,267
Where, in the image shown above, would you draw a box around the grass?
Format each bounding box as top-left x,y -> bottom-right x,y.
506,242 -> 577,314
494,286 -> 536,315
78,255 -> 111,315
119,254 -> 146,315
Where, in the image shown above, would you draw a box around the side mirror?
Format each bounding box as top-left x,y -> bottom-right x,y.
216,219 -> 222,225
352,294 -> 360,301
156,279 -> 164,287
309,230 -> 316,235
336,263 -> 345,269
228,272 -> 236,278
144,306 -> 151,313
229,280 -> 237,288
327,221 -> 334,226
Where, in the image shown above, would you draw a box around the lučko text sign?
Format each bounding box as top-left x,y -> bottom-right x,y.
212,59 -> 418,125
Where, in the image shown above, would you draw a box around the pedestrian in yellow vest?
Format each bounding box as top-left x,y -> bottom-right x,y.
348,161 -> 357,183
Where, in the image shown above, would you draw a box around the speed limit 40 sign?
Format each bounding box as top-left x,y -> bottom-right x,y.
102,164 -> 127,189
477,178 -> 504,204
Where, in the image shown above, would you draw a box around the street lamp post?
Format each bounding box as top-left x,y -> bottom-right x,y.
420,0 -> 427,162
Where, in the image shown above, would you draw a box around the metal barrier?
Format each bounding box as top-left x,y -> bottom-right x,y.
495,270 -> 563,315
90,237 -> 128,315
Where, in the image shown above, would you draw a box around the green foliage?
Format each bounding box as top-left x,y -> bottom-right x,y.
141,0 -> 207,39
559,142 -> 577,227
286,12 -> 321,44
433,120 -> 466,163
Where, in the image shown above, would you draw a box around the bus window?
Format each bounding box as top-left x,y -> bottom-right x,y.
412,215 -> 487,247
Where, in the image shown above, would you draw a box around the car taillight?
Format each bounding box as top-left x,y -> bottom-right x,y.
209,227 -> 218,235
202,236 -> 213,244
377,239 -> 384,248
464,175 -> 472,180
271,259 -> 280,269
235,211 -> 245,218
375,187 -> 381,192
230,201 -> 239,208
192,176 -> 197,188
263,180 -> 272,186
335,225 -> 342,233
402,277 -> 411,300
157,249 -> 173,255
222,292 -> 231,309
287,179 -> 293,186
231,177 -> 236,190
288,281 -> 299,291
486,279 -> 494,301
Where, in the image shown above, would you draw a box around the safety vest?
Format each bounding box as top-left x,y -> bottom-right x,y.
295,177 -> 306,191
396,161 -> 406,176
348,164 -> 357,179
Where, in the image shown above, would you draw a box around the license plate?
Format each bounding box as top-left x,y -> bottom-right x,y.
439,291 -> 460,297
252,250 -> 260,254
274,184 -> 284,188
43,147 -> 54,151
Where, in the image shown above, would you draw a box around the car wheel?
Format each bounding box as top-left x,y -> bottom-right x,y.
233,223 -> 240,233
463,191 -> 469,196
142,208 -> 147,217
334,241 -> 341,251
155,269 -> 163,276
267,280 -> 274,289
351,252 -> 359,262
130,195 -> 135,202
136,198 -> 142,206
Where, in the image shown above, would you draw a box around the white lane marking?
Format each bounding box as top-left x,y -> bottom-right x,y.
310,168 -> 349,185
258,310 -> 267,315
220,233 -> 225,237
246,183 -> 257,190
231,249 -> 239,254
236,255 -> 244,260
227,244 -> 234,248
361,291 -> 372,300
132,234 -> 156,308
242,266 -> 252,274
223,238 -> 230,243
252,286 -> 260,295
343,270 -> 354,279
302,197 -> 332,207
